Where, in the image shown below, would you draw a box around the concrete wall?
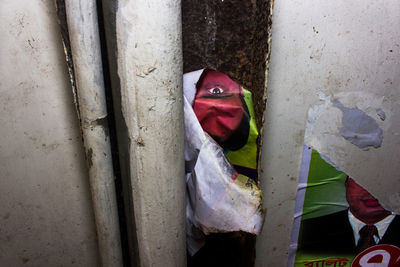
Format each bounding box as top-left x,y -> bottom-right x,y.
2,0 -> 399,266
256,0 -> 400,266
114,1 -> 187,266
0,0 -> 99,266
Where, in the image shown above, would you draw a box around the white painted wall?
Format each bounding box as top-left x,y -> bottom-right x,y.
256,0 -> 400,266
2,0 -> 399,266
115,0 -> 186,266
0,0 -> 99,266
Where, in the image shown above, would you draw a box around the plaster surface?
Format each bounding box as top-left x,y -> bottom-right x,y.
116,0 -> 187,266
256,0 -> 400,266
0,0 -> 99,266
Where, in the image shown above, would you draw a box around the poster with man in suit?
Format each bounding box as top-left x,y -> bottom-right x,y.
289,146 -> 400,267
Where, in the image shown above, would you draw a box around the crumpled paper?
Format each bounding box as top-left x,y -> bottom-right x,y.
184,69 -> 264,255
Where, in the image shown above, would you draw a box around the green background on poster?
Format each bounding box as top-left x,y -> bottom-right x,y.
301,149 -> 348,220
295,149 -> 355,266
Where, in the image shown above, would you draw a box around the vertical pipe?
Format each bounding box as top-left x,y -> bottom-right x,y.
64,1 -> 123,266
115,0 -> 186,266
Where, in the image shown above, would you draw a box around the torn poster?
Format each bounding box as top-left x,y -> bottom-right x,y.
183,69 -> 264,256
303,92 -> 400,214
288,146 -> 400,267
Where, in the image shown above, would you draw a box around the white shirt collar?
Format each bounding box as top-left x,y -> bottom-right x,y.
348,209 -> 395,245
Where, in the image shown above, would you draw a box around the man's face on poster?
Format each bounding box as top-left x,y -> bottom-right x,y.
193,69 -> 247,148
345,177 -> 390,224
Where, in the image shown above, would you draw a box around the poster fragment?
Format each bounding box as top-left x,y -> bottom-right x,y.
183,69 -> 264,256
288,146 -> 400,267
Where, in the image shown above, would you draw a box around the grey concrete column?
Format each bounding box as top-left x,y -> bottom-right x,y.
64,1 -> 123,266
115,0 -> 186,266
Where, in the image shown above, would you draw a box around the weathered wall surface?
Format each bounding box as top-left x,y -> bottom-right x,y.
115,0 -> 187,266
0,0 -> 99,266
256,0 -> 400,266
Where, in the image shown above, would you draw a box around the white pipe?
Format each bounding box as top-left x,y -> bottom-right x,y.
64,1 -> 123,266
115,0 -> 186,266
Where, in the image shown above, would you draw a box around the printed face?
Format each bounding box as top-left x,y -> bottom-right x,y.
345,178 -> 390,224
193,69 -> 245,143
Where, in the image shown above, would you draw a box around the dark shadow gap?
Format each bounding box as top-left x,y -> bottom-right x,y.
182,0 -> 273,266
96,1 -> 131,266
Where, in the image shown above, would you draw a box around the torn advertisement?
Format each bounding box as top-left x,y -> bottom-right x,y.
184,69 -> 264,256
303,91 -> 400,214
305,93 -> 384,152
287,146 -> 400,267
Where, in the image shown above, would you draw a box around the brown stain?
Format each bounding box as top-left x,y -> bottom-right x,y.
41,143 -> 60,151
290,177 -> 296,181
294,129 -> 305,146
3,212 -> 10,220
86,148 -> 93,167
136,137 -> 145,147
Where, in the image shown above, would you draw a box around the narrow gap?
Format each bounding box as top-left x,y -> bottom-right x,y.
96,1 -> 131,266
97,1 -> 140,266
54,0 -> 80,121
182,0 -> 272,266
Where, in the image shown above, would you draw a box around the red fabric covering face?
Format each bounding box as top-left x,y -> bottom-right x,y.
193,69 -> 245,143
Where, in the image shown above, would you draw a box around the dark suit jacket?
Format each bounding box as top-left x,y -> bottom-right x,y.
298,209 -> 400,255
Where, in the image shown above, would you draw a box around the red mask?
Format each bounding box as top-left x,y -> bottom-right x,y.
193,69 -> 245,143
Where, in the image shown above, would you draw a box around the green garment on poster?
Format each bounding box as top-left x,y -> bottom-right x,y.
226,89 -> 258,170
302,150 -> 348,221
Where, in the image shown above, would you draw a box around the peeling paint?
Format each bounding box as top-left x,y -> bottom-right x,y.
304,92 -> 331,139
376,108 -> 386,121
90,116 -> 108,127
333,100 -> 383,151
89,116 -> 110,141
135,65 -> 157,78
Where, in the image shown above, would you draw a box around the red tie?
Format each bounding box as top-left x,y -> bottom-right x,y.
356,225 -> 378,253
